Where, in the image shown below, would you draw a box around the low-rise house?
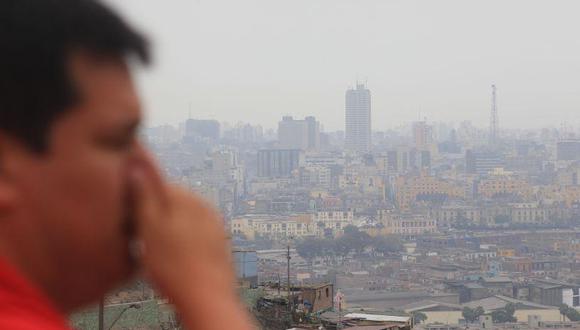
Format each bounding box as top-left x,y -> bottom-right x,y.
480,277 -> 514,297
295,283 -> 333,313
406,295 -> 560,325
528,279 -> 580,308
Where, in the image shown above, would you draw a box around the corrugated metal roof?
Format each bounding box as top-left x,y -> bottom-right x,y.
462,295 -> 556,311
344,313 -> 410,323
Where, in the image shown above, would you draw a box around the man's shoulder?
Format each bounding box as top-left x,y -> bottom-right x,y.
0,304 -> 70,329
0,318 -> 70,330
0,258 -> 71,329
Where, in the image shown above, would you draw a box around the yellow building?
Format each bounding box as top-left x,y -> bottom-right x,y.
378,210 -> 437,235
497,248 -> 516,257
311,211 -> 355,237
309,189 -> 330,199
428,207 -> 460,227
339,173 -> 385,195
509,202 -> 547,224
555,165 -> 580,186
230,214 -> 313,240
404,298 -> 562,325
394,174 -> 464,210
414,309 -> 561,325
477,176 -> 532,199
230,211 -> 356,240
536,185 -> 580,208
363,227 -> 392,237
553,240 -> 580,253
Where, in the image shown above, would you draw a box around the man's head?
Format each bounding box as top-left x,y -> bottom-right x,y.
0,0 -> 150,310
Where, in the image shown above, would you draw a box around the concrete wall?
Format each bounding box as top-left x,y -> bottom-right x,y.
421,309 -> 561,325
423,311 -> 463,324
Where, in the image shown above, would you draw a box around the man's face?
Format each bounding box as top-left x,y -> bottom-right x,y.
11,53 -> 143,306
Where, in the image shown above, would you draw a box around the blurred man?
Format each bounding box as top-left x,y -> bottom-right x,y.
0,0 -> 253,329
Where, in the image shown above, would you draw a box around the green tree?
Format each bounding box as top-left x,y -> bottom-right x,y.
342,225 -> 359,235
491,303 -> 517,323
412,312 -> 428,324
494,214 -> 511,225
337,225 -> 371,255
371,235 -> 403,254
567,307 -> 580,321
333,237 -> 352,260
462,306 -> 484,323
560,304 -> 569,321
295,238 -> 322,263
559,304 -> 580,321
455,215 -> 472,229
462,307 -> 474,323
296,238 -> 337,264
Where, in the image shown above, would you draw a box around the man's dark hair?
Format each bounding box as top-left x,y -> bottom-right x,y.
0,0 -> 150,152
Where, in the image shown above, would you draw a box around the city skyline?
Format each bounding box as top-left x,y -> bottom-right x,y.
106,0 -> 580,131
8,1 -> 580,329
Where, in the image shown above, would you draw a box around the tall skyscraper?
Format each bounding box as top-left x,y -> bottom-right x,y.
305,116 -> 321,150
257,149 -> 303,178
412,121 -> 434,150
465,150 -> 505,176
345,83 -> 371,153
557,140 -> 580,161
185,119 -> 221,140
278,116 -> 320,150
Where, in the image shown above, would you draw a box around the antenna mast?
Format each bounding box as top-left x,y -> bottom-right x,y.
490,84 -> 498,145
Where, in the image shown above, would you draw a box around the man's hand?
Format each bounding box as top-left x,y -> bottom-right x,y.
131,159 -> 254,330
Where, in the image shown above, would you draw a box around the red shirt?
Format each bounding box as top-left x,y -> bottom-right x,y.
0,258 -> 70,329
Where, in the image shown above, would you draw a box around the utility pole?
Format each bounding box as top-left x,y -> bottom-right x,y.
98,298 -> 104,330
107,304 -> 141,330
277,273 -> 281,296
489,84 -> 498,146
335,290 -> 344,330
287,243 -> 291,313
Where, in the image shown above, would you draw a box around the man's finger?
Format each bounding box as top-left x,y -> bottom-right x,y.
135,146 -> 170,208
130,166 -> 165,227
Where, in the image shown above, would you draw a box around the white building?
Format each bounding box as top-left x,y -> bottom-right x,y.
230,214 -> 312,240
345,83 -> 371,153
312,211 -> 356,238
300,165 -> 331,188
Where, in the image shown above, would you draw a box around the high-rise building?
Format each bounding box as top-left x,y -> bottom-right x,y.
413,121 -> 434,150
223,123 -> 263,143
557,140 -> 580,161
185,119 -> 220,140
257,149 -> 303,177
438,129 -> 461,154
387,147 -> 431,174
305,116 -> 320,150
466,150 -> 505,176
345,83 -> 371,153
277,116 -> 320,150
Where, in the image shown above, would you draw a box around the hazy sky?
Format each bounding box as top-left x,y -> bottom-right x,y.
105,0 -> 580,131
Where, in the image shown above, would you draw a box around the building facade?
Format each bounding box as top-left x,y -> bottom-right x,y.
345,83 -> 371,153
278,116 -> 320,150
257,149 -> 303,178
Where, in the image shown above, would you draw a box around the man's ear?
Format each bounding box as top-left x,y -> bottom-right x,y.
0,133 -> 28,213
